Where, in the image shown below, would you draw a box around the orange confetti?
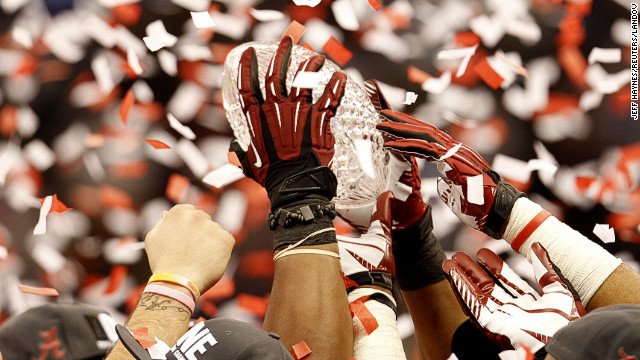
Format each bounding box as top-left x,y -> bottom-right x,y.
18,284 -> 59,296
144,139 -> 171,149
473,58 -> 504,90
0,105 -> 17,137
120,89 -> 135,124
109,161 -> 148,179
133,326 -> 157,349
349,296 -> 379,335
227,151 -> 242,167
454,32 -> 481,47
99,185 -> 134,209
112,3 -> 142,25
407,66 -> 431,85
13,55 -> 38,78
291,340 -> 312,360
281,20 -> 307,45
557,46 -> 587,88
236,293 -> 269,318
104,265 -> 128,295
299,43 -> 315,52
195,317 -> 207,325
166,173 -> 190,202
40,194 -> 72,214
368,0 -> 382,11
322,36 -> 353,67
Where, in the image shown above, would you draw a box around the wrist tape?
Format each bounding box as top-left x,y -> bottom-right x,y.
502,198 -> 622,305
272,195 -> 337,252
392,206 -> 447,290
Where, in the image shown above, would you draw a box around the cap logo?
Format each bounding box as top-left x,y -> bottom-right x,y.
33,327 -> 66,360
619,349 -> 637,360
172,322 -> 218,360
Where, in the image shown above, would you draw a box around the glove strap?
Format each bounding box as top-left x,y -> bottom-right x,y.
484,181 -> 526,239
269,166 -> 338,211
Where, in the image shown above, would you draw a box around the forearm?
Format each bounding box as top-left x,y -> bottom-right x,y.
105,284 -> 192,360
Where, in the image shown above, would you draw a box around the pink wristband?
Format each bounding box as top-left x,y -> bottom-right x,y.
143,284 -> 195,314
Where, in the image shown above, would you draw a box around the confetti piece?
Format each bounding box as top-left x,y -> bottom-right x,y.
23,139 -> 55,171
0,246 -> 7,260
126,47 -> 143,76
354,139 -> 375,179
466,174 -> 484,205
491,154 -> 531,184
171,0 -> 209,11
349,297 -> 379,335
190,11 -> 216,29
47,194 -> 72,214
368,0 -> 382,11
469,15 -> 505,48
473,58 -> 505,90
579,90 -> 604,111
104,265 -> 128,294
292,71 -> 324,89
176,139 -> 209,177
31,243 -> 66,273
407,66 -> 431,84
332,0 -> 360,31
18,284 -> 59,297
558,46 -> 587,87
237,293 -> 269,317
593,224 -> 615,243
437,45 -> 478,78
166,173 -> 191,202
292,0 -> 321,7
91,55 -> 115,95
249,9 -> 285,22
322,36 -> 353,66
11,26 -> 32,48
143,20 -> 177,52
33,195 -> 52,235
421,71 -> 451,94
291,340 -> 313,360
167,113 -> 196,140
282,20 -> 307,44
133,327 -> 157,349
588,47 -> 621,64
495,51 -> 529,78
120,89 -> 135,124
402,91 -> 418,105
227,152 -> 241,167
202,164 -> 245,189
168,82 -> 208,121
144,139 -> 171,149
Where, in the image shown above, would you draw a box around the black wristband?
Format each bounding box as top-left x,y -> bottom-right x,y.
272,195 -> 337,252
484,181 -> 526,239
268,166 -> 337,211
451,320 -> 502,360
345,271 -> 394,292
392,206 -> 447,291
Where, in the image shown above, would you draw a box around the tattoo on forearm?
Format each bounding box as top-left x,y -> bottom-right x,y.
139,293 -> 190,320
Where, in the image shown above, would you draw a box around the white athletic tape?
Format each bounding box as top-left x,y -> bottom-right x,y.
503,198 -> 622,305
348,288 -> 406,360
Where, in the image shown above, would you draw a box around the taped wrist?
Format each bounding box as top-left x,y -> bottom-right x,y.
484,181 -> 526,239
272,195 -> 337,252
392,206 -> 447,290
268,165 -> 337,211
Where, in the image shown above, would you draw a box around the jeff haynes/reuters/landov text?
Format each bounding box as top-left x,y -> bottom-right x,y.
632,3 -> 638,120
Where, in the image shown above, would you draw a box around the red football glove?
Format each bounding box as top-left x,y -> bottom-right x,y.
442,243 -> 586,352
376,110 -> 524,238
230,36 -> 347,209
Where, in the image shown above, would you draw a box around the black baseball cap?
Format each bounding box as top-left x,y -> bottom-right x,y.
117,318 -> 295,360
0,303 -> 117,360
545,304 -> 640,360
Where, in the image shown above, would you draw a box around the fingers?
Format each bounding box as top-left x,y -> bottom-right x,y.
476,248 -> 539,299
364,79 -> 392,112
265,36 -> 293,101
238,47 -> 263,111
530,243 -> 572,296
369,190 -> 394,236
290,54 -> 325,102
442,258 -> 489,320
315,71 -> 346,112
451,252 -> 496,296
383,138 -> 446,162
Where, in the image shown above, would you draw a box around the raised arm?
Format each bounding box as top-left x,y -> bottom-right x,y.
106,204 -> 235,360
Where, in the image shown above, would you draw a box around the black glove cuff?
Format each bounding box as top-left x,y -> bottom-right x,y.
345,271 -> 394,292
268,166 -> 337,211
392,207 -> 448,290
484,181 -> 526,239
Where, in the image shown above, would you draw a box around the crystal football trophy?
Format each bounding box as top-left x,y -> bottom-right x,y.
221,41 -> 407,229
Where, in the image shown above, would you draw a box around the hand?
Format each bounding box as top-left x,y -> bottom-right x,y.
376,111 -> 524,238
145,204 -> 235,294
230,36 -> 347,209
442,243 -> 586,352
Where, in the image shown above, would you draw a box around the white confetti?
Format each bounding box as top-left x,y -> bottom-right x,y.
498,348 -> 529,360
132,80 -> 154,103
202,164 -> 245,188
492,154 -> 531,183
437,45 -> 478,78
11,26 -> 32,48
402,91 -> 418,105
31,243 -> 66,273
97,0 -> 139,7
214,190 -> 247,234
143,20 -> 177,52
176,139 -> 209,177
103,238 -> 144,265
579,90 -> 604,111
16,106 -> 39,138
291,71 -> 324,89
588,47 -> 622,64
354,139 -> 376,179
421,71 -> 452,94
23,139 -> 56,171
126,47 -> 143,75
211,13 -> 248,40
331,0 -> 359,31
0,246 -> 7,259
157,49 -> 178,76
249,9 -> 285,22
190,11 -> 216,29
91,55 -> 115,95
293,0 -> 322,6
0,142 -> 20,186
593,224 -> 616,244
83,151 -> 106,182
171,0 -> 209,11
466,174 -> 484,205
147,337 -> 172,359
167,83 -> 208,121
167,113 -> 196,140
469,15 -> 505,48
34,195 -> 52,235
1,0 -> 29,14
